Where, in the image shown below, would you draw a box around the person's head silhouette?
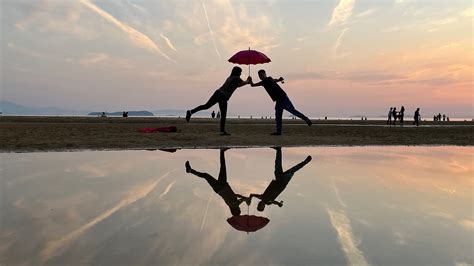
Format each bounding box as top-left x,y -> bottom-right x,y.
257,201 -> 266,212
258,69 -> 267,80
231,66 -> 242,77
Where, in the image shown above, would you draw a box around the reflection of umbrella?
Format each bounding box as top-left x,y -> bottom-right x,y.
227,215 -> 270,233
228,48 -> 271,75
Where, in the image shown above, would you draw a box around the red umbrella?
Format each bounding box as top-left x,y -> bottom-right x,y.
228,48 -> 271,75
227,215 -> 270,233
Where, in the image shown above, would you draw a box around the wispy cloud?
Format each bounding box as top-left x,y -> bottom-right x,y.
79,0 -> 173,62
327,208 -> 370,266
328,0 -> 355,27
160,33 -> 178,52
201,0 -> 221,59
7,43 -> 48,59
355,8 -> 376,18
334,27 -> 349,53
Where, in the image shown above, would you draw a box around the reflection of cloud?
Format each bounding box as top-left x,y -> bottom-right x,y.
327,208 -> 370,266
158,180 -> 176,199
79,0 -> 173,62
200,195 -> 213,231
334,27 -> 349,53
160,33 -> 178,52
393,230 -> 408,245
41,171 -> 172,262
328,0 -> 355,27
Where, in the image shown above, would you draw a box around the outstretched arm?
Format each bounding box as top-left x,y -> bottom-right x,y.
271,77 -> 284,83
237,76 -> 252,87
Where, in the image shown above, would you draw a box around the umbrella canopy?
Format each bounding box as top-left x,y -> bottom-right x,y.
228,49 -> 271,65
227,215 -> 270,233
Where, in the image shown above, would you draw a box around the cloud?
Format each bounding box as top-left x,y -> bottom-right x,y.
459,219 -> 474,230
328,0 -> 355,27
77,53 -> 134,70
7,43 -> 48,59
460,7 -> 474,17
79,0 -> 173,62
160,33 -> 178,52
334,27 -> 349,53
355,8 -> 376,18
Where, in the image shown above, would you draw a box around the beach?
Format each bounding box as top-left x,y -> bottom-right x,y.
1,116 -> 472,152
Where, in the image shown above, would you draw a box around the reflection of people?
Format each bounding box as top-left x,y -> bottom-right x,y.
250,147 -> 312,211
185,148 -> 250,216
186,67 -> 251,135
250,70 -> 312,135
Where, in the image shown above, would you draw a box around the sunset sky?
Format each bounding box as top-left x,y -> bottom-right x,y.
1,0 -> 473,117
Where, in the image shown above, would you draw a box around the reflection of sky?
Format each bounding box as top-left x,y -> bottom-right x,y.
0,147 -> 472,265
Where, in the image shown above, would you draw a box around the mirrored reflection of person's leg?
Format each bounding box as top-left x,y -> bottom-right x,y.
186,162 -> 219,190
274,147 -> 283,176
218,149 -> 227,182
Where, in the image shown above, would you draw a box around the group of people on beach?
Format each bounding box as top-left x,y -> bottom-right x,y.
433,113 -> 449,122
186,67 -> 312,135
387,106 -> 421,126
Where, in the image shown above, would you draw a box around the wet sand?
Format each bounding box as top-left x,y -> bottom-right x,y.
0,116 -> 472,152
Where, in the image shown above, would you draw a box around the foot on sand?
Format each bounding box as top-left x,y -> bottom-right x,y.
186,110 -> 191,122
220,131 -> 231,136
305,118 -> 313,126
270,132 -> 282,136
185,161 -> 191,173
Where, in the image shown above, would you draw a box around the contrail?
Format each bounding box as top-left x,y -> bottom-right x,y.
201,0 -> 221,59
79,0 -> 174,62
40,171 -> 173,262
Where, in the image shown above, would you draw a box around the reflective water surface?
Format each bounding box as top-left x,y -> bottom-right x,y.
1,147 -> 472,265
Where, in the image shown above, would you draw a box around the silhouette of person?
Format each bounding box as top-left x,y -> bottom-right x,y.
185,148 -> 250,216
413,108 -> 420,126
211,110 -> 216,119
438,113 -> 442,121
250,70 -> 312,135
249,147 -> 312,211
186,67 -> 251,135
392,107 -> 397,124
443,114 -> 446,121
387,107 -> 393,124
399,106 -> 405,124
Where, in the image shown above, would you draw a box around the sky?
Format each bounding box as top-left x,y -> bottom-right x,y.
1,0 -> 473,117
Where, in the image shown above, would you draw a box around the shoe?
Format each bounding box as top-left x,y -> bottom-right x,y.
185,110 -> 191,122
220,131 -> 231,136
185,161 -> 191,173
270,132 -> 282,135
305,118 -> 312,126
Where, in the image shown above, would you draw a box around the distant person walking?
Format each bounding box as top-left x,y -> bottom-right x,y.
392,107 -> 397,124
399,106 -> 405,124
413,108 -> 421,126
250,70 -> 312,135
216,111 -> 221,119
186,67 -> 251,135
387,107 -> 393,124
211,110 -> 215,118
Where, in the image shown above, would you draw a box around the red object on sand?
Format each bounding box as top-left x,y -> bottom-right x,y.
138,126 -> 177,133
228,49 -> 271,65
227,215 -> 270,233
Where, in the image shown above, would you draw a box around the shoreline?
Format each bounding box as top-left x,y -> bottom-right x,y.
1,116 -> 473,152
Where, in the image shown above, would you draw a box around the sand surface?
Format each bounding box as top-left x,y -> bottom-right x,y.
1,116 -> 472,152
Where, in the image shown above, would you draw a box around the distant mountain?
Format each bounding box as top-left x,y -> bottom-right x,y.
0,101 -> 87,115
88,111 -> 154,116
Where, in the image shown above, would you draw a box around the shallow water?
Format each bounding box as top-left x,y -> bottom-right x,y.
0,147 -> 472,265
